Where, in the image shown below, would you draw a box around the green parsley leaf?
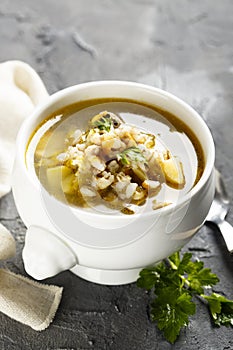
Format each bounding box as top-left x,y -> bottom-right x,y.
137,266 -> 160,291
151,287 -> 195,343
92,115 -> 112,132
188,267 -> 219,294
117,147 -> 147,166
176,253 -> 192,274
137,261 -> 181,293
168,251 -> 181,269
168,252 -> 219,293
168,251 -> 192,274
203,293 -> 233,327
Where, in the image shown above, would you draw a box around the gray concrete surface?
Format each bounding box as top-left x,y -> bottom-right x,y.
0,1 -> 233,349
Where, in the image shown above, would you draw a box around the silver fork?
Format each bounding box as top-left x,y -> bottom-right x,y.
205,169 -> 233,253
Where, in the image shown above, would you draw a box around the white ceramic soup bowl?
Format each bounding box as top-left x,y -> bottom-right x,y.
12,81 -> 215,285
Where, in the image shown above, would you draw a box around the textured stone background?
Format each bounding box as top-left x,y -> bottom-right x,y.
0,1 -> 233,349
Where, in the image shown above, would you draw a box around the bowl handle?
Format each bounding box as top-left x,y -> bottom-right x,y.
22,225 -> 77,280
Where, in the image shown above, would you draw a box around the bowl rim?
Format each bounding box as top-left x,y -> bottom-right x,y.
17,80 -> 215,220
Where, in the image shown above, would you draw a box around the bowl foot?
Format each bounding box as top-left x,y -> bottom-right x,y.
70,265 -> 141,285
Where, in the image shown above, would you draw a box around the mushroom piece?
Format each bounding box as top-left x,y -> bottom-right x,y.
142,179 -> 161,197
94,171 -> 114,190
80,186 -> 96,197
152,201 -> 171,210
90,111 -> 123,129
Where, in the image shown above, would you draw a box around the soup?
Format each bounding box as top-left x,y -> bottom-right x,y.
27,98 -> 205,215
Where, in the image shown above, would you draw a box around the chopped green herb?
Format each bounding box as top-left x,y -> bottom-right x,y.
117,147 -> 147,166
137,251 -> 233,344
92,115 -> 112,132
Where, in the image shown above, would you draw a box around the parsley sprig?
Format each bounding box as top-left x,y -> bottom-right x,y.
137,251 -> 233,343
117,147 -> 147,166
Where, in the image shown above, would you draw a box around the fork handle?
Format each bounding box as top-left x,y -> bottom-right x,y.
218,220 -> 233,253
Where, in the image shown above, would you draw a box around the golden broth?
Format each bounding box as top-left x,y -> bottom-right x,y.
28,98 -> 205,214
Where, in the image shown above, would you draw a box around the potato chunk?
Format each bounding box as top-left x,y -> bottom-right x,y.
162,158 -> 185,188
61,173 -> 76,194
46,166 -> 75,194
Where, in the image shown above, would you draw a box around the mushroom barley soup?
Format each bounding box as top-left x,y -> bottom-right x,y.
30,98 -> 204,215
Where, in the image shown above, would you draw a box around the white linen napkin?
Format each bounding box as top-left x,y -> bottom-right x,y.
0,60 -> 63,330
0,60 -> 48,196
